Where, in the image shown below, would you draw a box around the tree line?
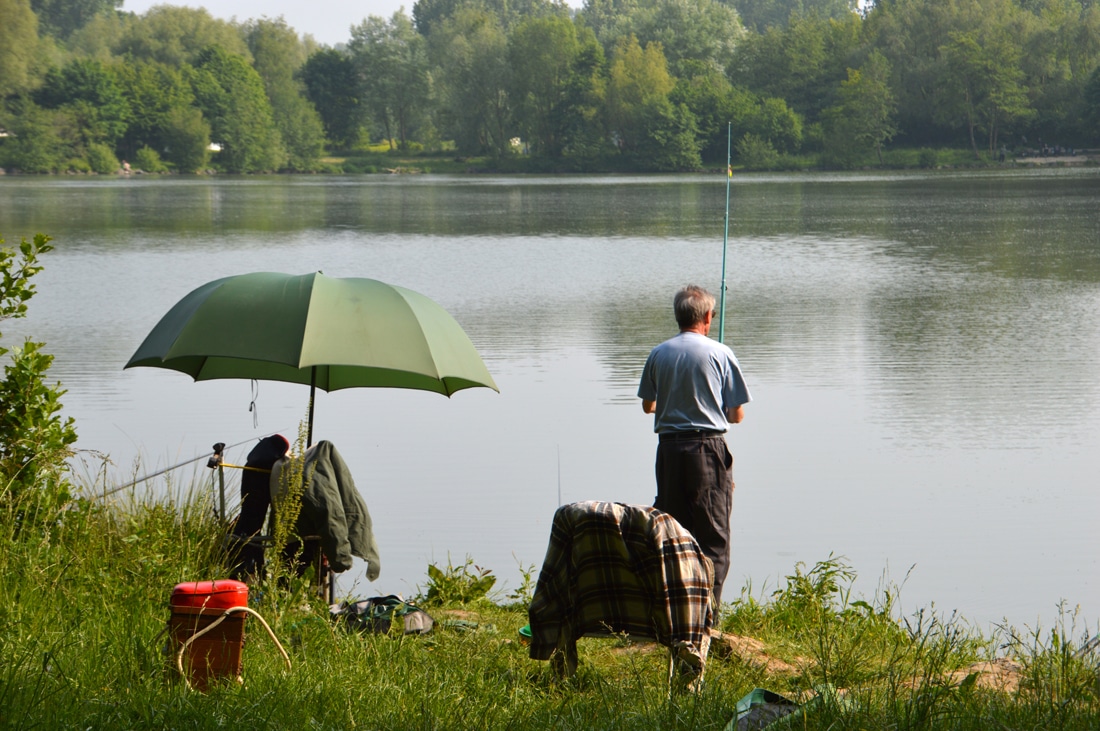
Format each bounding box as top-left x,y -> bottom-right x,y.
1,0 -> 1099,173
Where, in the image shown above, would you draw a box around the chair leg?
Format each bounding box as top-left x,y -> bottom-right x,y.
550,638 -> 579,678
668,637 -> 709,695
550,618 -> 579,678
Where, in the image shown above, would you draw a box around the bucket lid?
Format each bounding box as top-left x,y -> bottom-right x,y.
171,580 -> 249,610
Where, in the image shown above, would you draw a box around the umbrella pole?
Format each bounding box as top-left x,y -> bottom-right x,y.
305,366 -> 333,602
307,366 -> 316,447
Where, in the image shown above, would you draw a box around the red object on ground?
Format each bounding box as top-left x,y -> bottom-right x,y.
168,580 -> 249,690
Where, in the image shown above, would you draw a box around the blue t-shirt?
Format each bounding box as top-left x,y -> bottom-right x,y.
638,332 -> 751,433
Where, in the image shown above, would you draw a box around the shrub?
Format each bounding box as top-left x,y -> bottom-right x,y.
85,142 -> 119,174
133,145 -> 166,173
64,157 -> 92,173
416,556 -> 497,607
0,233 -> 78,536
919,148 -> 938,169
340,158 -> 378,174
737,132 -> 779,170
2,100 -> 71,173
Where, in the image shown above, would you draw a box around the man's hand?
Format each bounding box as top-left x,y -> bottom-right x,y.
642,399 -> 656,414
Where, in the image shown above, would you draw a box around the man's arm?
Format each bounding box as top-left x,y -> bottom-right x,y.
642,399 -> 656,414
726,404 -> 744,424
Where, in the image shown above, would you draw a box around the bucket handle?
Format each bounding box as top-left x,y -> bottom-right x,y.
176,606 -> 292,689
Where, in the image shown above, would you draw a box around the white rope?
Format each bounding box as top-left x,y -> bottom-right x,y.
176,606 -> 291,689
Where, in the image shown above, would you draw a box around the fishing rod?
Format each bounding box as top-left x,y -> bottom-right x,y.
88,431 -> 285,501
718,122 -> 732,345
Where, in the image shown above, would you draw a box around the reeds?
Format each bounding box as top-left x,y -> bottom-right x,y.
0,479 -> 1096,730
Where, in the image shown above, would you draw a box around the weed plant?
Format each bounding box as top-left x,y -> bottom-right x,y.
269,419 -> 312,571
0,476 -> 1097,730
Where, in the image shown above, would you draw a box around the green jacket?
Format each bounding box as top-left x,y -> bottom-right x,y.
279,441 -> 382,578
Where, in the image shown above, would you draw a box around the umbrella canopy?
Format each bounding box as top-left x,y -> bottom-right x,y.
126,271 -> 498,441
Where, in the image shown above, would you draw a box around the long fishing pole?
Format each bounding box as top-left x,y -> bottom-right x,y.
89,431 -> 284,500
718,122 -> 732,345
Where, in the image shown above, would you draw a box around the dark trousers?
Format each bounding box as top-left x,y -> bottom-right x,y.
654,435 -> 734,605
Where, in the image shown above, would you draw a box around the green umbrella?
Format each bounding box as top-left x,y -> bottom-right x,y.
125,271 -> 498,443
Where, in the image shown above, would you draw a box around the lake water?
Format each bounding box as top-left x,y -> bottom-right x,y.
2,170 -> 1098,633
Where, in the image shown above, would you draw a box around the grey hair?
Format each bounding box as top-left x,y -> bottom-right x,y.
674,285 -> 715,329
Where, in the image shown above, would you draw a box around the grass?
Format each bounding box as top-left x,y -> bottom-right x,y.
1,475 -> 1097,730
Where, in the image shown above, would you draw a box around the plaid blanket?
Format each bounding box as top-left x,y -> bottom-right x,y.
528,501 -> 713,665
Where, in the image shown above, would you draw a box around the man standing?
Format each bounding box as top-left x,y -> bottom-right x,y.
638,285 -> 751,605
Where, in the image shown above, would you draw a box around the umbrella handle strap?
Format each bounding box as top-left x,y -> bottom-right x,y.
176,606 -> 291,689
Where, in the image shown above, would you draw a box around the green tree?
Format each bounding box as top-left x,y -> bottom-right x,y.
115,5 -> 251,66
300,49 -> 364,149
349,12 -> 431,150
1085,63 -> 1100,143
864,0 -> 1100,148
114,58 -> 210,171
582,0 -> 744,76
189,46 -> 285,172
604,36 -> 701,169
735,131 -> 779,168
430,8 -> 515,156
0,233 -> 77,533
243,18 -> 325,171
65,10 -> 131,60
671,62 -> 803,161
731,0 -> 857,32
29,0 -> 121,39
508,15 -> 588,157
1016,0 -> 1100,143
0,0 -> 42,98
34,58 -> 131,150
822,50 -> 897,164
751,96 -> 803,151
863,0 -> 1035,148
84,140 -> 118,172
579,0 -> 638,43
605,36 -> 673,151
731,11 -> 862,122
939,27 -> 1032,158
132,144 -> 166,172
160,106 -> 212,172
671,61 -> 736,161
637,99 -> 702,169
710,84 -> 803,154
558,30 -> 611,164
413,0 -> 568,36
0,98 -> 73,173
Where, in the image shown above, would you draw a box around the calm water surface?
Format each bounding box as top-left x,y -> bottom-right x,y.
2,170 -> 1098,632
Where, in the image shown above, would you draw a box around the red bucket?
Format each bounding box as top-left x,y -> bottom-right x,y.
168,580 -> 248,690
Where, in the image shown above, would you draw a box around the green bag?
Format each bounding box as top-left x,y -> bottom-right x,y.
726,685 -> 854,731
330,595 -> 434,635
726,688 -> 800,731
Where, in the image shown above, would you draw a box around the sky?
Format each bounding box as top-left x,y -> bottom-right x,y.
120,0 -> 582,47
120,0 -> 405,46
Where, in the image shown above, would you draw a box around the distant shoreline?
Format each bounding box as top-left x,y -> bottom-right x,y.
1,152 -> 1097,177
